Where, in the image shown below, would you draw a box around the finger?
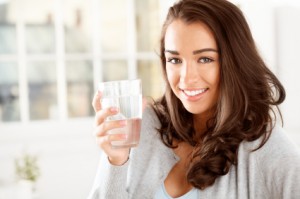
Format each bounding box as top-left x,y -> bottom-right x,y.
96,134 -> 111,149
94,119 -> 127,136
96,133 -> 127,149
94,107 -> 120,126
108,133 -> 128,142
92,91 -> 102,112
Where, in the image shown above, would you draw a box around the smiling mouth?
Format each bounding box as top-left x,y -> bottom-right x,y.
181,88 -> 208,97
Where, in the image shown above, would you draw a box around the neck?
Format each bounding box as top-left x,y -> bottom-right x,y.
193,113 -> 211,139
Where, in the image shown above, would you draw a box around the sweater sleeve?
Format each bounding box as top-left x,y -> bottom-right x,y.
87,152 -> 130,199
268,145 -> 300,199
255,126 -> 300,199
273,152 -> 300,199
87,106 -> 166,199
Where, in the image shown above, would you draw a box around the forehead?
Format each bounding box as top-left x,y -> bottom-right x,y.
164,20 -> 218,51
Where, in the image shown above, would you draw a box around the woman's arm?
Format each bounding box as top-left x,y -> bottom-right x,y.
87,91 -> 132,199
87,153 -> 130,199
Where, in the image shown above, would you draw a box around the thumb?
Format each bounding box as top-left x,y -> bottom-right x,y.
92,91 -> 102,112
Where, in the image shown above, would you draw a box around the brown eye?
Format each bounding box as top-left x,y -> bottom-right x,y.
167,58 -> 182,64
199,57 -> 213,63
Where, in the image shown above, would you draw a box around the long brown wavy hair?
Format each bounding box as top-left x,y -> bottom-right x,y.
152,0 -> 285,190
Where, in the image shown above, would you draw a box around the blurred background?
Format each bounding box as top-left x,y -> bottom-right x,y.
0,0 -> 299,198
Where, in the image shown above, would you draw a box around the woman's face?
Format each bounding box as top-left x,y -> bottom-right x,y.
164,20 -> 220,119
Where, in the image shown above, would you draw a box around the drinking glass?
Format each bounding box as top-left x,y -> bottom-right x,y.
98,79 -> 142,148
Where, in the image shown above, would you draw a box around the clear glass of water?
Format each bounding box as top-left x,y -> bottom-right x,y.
98,79 -> 142,148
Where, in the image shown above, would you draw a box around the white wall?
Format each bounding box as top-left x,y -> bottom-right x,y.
241,1 -> 277,72
276,6 -> 300,134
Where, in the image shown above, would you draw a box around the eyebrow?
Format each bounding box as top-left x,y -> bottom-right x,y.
193,48 -> 218,54
164,48 -> 218,55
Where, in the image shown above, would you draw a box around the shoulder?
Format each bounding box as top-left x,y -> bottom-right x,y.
142,105 -> 161,131
241,125 -> 300,194
238,125 -> 300,197
241,124 -> 300,159
257,125 -> 300,159
258,125 -> 300,171
138,105 -> 162,143
238,124 -> 300,177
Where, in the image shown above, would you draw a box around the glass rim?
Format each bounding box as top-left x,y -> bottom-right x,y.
98,79 -> 141,86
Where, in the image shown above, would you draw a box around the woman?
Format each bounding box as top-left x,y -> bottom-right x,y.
88,0 -> 300,198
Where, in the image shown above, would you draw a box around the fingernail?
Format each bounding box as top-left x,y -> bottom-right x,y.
110,107 -> 119,113
120,134 -> 128,139
98,90 -> 102,96
119,120 -> 127,126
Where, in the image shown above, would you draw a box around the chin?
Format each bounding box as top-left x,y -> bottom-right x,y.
182,103 -> 204,115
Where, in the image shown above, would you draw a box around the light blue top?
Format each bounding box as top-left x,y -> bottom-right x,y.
154,183 -> 199,199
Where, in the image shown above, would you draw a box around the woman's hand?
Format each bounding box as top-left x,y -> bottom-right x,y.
92,91 -> 130,166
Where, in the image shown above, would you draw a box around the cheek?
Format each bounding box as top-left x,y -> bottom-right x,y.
210,70 -> 221,101
166,67 -> 179,96
166,66 -> 174,85
207,67 -> 220,87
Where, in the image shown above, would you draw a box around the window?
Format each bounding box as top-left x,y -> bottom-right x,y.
27,61 -> 57,120
0,1 -> 19,122
0,0 -> 164,123
0,62 -> 20,121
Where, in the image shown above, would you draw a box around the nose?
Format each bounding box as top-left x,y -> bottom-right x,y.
180,61 -> 199,84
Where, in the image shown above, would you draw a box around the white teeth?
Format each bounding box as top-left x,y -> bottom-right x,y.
184,89 -> 207,96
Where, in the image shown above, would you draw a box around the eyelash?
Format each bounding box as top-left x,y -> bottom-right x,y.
199,57 -> 213,63
167,58 -> 181,64
166,57 -> 214,64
